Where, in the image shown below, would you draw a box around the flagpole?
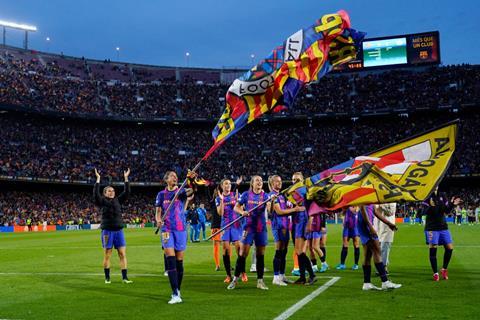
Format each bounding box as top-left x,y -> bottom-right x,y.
154,159 -> 203,234
206,183 -> 301,240
206,194 -> 277,241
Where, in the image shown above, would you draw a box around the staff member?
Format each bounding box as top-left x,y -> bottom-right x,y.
93,168 -> 132,284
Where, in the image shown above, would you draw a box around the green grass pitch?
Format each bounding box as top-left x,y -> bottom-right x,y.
1,224 -> 479,319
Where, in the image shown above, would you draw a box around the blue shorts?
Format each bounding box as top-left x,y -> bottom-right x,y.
162,230 -> 187,251
294,222 -> 307,239
222,227 -> 242,242
241,230 -> 268,247
343,227 -> 359,239
306,231 -> 322,240
425,230 -> 453,246
272,228 -> 290,242
358,226 -> 378,245
101,229 -> 126,249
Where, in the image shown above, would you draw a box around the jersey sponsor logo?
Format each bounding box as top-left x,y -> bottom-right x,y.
223,200 -> 236,206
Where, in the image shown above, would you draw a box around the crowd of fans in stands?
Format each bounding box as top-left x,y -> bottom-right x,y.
0,47 -> 479,227
1,48 -> 479,120
0,113 -> 478,183
0,191 -> 157,227
1,187 -> 478,227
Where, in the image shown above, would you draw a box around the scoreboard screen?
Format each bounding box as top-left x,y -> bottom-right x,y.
333,31 -> 440,72
363,37 -> 408,67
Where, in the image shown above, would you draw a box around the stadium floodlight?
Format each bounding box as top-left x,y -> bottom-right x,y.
0,19 -> 37,49
0,20 -> 37,32
185,52 -> 190,67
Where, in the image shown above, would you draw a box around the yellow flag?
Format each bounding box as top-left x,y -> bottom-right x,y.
305,121 -> 458,210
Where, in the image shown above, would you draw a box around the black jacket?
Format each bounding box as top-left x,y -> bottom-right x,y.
424,195 -> 454,231
94,182 -> 130,231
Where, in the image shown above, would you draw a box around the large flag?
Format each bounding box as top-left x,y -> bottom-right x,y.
285,181 -> 308,206
304,121 -> 458,211
203,10 -> 365,159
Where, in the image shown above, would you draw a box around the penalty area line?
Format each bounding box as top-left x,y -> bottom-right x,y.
273,277 -> 340,320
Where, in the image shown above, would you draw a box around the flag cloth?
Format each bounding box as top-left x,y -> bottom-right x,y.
305,121 -> 458,211
285,181 -> 308,206
203,10 -> 365,159
186,170 -> 211,189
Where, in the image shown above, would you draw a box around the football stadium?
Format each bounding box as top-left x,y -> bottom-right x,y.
1,1 -> 479,319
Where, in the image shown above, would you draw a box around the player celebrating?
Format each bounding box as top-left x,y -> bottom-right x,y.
291,172 -> 316,285
155,171 -> 195,304
216,178 -> 242,283
423,191 -> 461,281
305,211 -> 324,274
93,168 -> 132,284
268,175 -> 303,286
228,175 -> 269,290
335,206 -> 360,270
358,204 -> 402,291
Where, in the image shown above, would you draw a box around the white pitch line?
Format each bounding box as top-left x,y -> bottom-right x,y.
273,277 -> 340,320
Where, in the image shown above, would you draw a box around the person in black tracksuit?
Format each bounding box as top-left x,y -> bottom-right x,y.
422,190 -> 461,281
94,168 -> 132,284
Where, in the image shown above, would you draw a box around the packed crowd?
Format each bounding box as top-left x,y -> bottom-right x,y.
0,190 -> 157,227
1,48 -> 479,228
1,49 -> 478,119
1,186 -> 478,227
0,112 -> 478,183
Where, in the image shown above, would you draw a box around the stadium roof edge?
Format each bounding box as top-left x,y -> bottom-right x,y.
0,44 -> 248,73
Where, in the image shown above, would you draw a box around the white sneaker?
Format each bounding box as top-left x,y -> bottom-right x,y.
382,280 -> 402,290
250,264 -> 257,272
164,271 -> 168,276
105,279 -> 111,284
362,283 -> 381,291
168,294 -> 182,304
272,276 -> 288,286
281,275 -> 294,284
257,279 -> 269,290
312,265 -> 319,273
227,278 -> 238,290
